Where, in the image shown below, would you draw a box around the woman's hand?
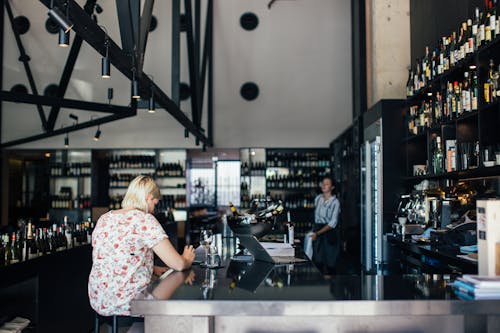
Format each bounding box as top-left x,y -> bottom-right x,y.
310,232 -> 318,241
153,265 -> 169,278
182,245 -> 196,266
184,270 -> 196,285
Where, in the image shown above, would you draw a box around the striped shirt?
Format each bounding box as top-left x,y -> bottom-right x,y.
314,194 -> 340,228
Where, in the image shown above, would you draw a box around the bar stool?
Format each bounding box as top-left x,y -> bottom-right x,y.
94,312 -> 127,333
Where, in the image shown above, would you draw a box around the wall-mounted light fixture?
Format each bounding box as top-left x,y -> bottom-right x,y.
64,133 -> 69,147
184,128 -> 189,138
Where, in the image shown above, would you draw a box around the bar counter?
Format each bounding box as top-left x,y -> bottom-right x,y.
131,236 -> 500,333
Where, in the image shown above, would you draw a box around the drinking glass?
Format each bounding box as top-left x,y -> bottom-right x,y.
200,229 -> 213,266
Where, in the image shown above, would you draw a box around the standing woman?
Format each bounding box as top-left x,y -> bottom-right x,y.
310,175 -> 340,276
88,175 -> 195,317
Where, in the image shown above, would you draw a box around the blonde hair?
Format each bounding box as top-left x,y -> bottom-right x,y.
121,175 -> 160,213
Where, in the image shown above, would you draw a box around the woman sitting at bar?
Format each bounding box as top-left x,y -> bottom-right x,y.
88,175 -> 195,316
310,175 -> 341,276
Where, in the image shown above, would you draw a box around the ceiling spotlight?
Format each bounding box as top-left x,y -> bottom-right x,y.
101,50 -> 110,78
64,133 -> 69,147
148,78 -> 155,113
107,87 -> 113,104
469,64 -> 477,70
101,28 -> 110,78
58,27 -> 70,47
48,4 -> 73,33
131,70 -> 140,99
148,96 -> 156,113
94,126 -> 101,141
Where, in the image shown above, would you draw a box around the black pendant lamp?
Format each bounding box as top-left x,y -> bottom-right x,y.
58,27 -> 69,47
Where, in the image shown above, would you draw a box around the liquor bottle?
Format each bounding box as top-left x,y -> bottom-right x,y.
0,236 -> 5,266
286,211 -> 294,245
229,201 -> 240,216
471,71 -> 479,110
434,136 -> 444,174
5,234 -> 12,264
11,233 -> 19,263
453,81 -> 461,118
450,32 -> 457,67
467,17 -> 474,54
484,59 -> 496,104
406,67 -> 413,97
473,7 -> 480,48
490,0 -> 497,38
485,4 -> 492,43
462,71 -> 471,113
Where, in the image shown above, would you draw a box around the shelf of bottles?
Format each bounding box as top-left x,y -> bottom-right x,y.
107,150 -> 156,209
0,219 -> 94,267
49,150 -> 91,221
240,148 -> 267,209
155,150 -> 187,210
107,150 -> 187,212
266,149 -> 331,214
405,2 -> 500,181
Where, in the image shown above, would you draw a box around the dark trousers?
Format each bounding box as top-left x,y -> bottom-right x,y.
312,224 -> 340,275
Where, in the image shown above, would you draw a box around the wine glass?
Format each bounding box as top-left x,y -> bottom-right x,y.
200,229 -> 213,266
398,216 -> 407,240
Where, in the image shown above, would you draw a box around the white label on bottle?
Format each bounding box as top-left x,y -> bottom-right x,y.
471,96 -> 478,110
480,24 -> 485,41
473,24 -> 478,35
491,15 -> 496,31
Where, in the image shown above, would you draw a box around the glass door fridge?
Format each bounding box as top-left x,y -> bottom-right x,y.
361,120 -> 383,274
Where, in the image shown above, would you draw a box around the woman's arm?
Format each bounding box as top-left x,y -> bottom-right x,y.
152,239 -> 195,271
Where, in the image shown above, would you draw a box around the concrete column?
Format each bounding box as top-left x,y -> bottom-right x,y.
366,0 -> 411,108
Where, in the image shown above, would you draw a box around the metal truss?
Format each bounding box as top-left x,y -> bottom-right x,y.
0,0 -> 213,147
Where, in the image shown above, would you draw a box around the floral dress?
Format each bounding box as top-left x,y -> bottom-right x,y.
88,210 -> 167,316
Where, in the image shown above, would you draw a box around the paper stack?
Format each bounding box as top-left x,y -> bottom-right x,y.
260,242 -> 295,257
452,275 -> 500,300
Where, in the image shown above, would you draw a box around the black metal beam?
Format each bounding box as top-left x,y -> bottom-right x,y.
138,0 -> 154,73
184,0 -> 201,127
199,0 -> 212,114
171,0 -> 180,106
116,0 -> 140,58
0,0 -> 4,224
207,0 -> 213,146
5,0 -> 48,131
1,110 -> 136,148
0,90 -> 132,114
46,0 -> 96,132
38,0 -> 210,145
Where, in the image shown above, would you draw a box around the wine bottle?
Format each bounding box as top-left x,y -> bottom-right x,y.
229,201 -> 240,216
0,236 -> 5,266
471,71 -> 479,110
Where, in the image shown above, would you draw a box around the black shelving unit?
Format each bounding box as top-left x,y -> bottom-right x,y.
404,35 -> 500,181
266,148 -> 330,239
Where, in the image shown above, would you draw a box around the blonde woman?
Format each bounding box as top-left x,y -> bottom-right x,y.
88,175 -> 195,317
